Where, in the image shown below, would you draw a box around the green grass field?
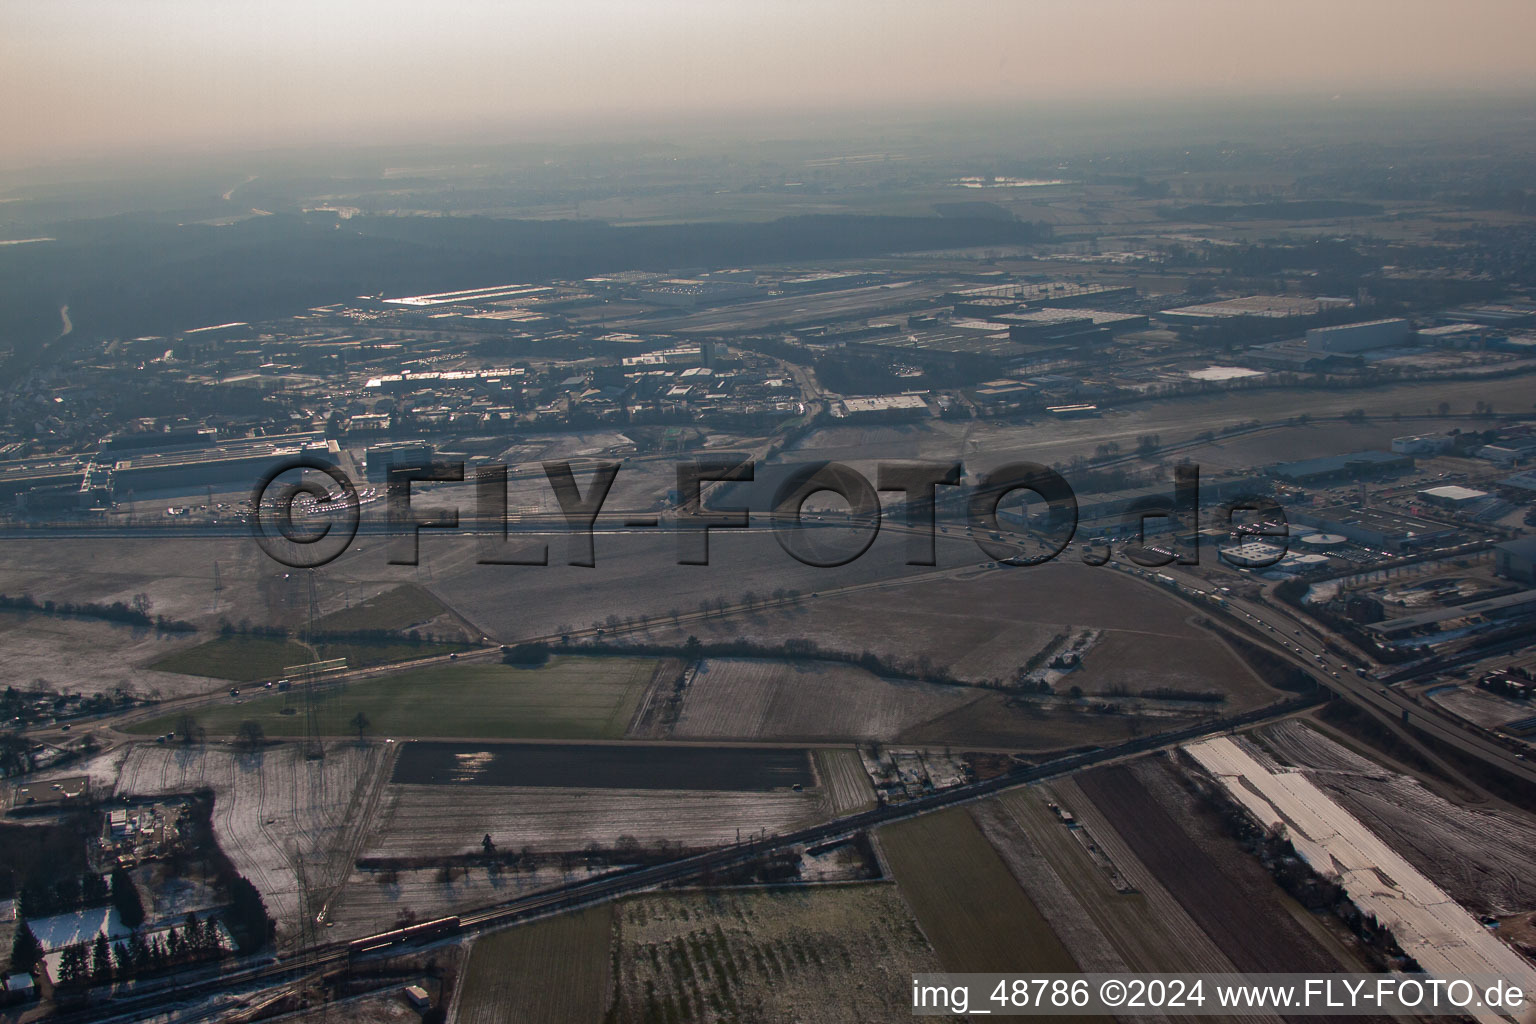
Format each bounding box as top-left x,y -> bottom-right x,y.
149,634 -> 475,682
127,655 -> 659,740
149,585 -> 468,682
150,636 -> 316,682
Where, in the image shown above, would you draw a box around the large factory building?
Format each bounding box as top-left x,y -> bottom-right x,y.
109,432 -> 339,496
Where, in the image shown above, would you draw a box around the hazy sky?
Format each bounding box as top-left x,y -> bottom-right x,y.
4,0 -> 1535,164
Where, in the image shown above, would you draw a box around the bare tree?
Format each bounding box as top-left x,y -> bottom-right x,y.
176,714 -> 204,745
235,720 -> 264,752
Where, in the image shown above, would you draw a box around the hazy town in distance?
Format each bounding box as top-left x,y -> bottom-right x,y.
4,3 -> 1536,1022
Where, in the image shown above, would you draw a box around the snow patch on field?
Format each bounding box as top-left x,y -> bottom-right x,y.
27,906 -> 128,952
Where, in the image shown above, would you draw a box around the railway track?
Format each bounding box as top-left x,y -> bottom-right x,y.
38,693 -> 1320,1023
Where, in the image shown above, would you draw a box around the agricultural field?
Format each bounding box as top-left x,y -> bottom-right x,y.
1075,761 -> 1351,976
0,536 -> 455,644
0,535 -> 267,631
813,747 -> 876,815
1163,417 -> 1499,476
149,634 -> 316,682
392,741 -> 813,790
670,658 -> 979,741
363,785 -> 823,858
328,863 -> 594,944
0,608 -> 204,699
0,540 -> 479,691
1070,628 -> 1273,708
974,786 -> 1243,981
897,691 -> 1198,751
644,561 -> 1274,704
458,905 -> 613,1024
785,381 -> 1536,473
149,632 -> 476,682
311,583 -> 453,633
127,656 -> 659,740
880,807 -> 1078,974
662,656 -> 1215,752
111,741 -> 390,945
608,885 -> 946,1023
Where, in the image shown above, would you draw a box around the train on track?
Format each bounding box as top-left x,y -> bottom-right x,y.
346,916 -> 461,956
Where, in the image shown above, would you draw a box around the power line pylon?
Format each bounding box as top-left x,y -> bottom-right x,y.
302,569 -> 324,761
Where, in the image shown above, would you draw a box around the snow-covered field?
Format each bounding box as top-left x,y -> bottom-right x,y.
28,906 -> 130,979
0,611 -> 211,699
1187,735 -> 1536,1022
113,742 -> 390,945
364,784 -> 822,858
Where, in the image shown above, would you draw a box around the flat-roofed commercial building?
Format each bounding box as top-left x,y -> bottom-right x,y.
1391,433 -> 1455,455
0,458 -> 87,502
1418,484 -> 1489,509
955,282 -> 1136,308
836,394 -> 929,418
1291,504 -> 1458,553
1270,450 -> 1412,486
1365,587 -> 1536,640
1158,294 -> 1351,327
110,433 -> 339,495
1304,318 -> 1411,353
364,440 -> 435,481
1495,536 -> 1536,584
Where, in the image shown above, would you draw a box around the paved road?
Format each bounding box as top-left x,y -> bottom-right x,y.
1146,562 -> 1536,788
37,692 -> 1321,1024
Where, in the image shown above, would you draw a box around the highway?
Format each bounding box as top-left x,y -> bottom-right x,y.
1145,561 -> 1536,789
19,525 -> 1535,1023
